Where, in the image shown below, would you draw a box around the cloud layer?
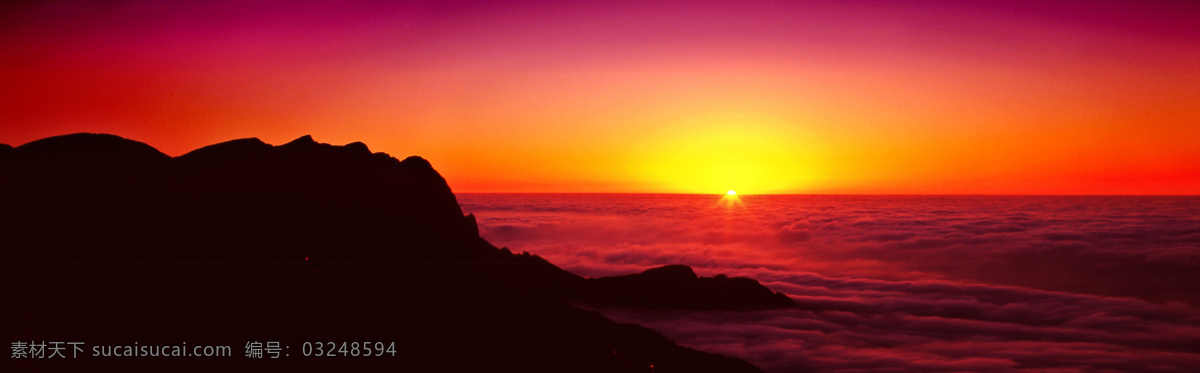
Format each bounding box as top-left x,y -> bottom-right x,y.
461,194 -> 1200,372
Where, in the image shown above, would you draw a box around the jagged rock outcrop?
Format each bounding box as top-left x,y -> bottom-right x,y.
0,133 -> 477,262
582,265 -> 795,310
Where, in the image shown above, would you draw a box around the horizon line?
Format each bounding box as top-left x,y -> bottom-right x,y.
454,192 -> 1200,197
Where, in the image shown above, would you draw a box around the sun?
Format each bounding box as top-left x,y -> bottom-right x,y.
719,189 -> 743,208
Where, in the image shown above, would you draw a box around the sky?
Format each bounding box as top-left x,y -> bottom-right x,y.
2,0 -> 1198,194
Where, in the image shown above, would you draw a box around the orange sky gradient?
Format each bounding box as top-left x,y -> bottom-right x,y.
2,1 -> 1198,195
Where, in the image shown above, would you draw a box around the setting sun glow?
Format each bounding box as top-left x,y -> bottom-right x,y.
718,189 -> 744,208
631,113 -> 823,195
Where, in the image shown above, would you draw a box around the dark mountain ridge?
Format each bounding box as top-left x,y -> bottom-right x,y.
0,133 -> 790,372
583,265 -> 795,311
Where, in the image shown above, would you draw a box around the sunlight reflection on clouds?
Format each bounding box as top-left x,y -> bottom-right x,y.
460,194 -> 1200,372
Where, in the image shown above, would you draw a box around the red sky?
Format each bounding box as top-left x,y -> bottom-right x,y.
2,0 -> 1198,194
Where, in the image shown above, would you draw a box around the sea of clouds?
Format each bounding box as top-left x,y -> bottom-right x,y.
460,194 -> 1200,372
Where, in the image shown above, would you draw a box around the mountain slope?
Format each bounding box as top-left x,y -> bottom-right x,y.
0,133 -> 787,372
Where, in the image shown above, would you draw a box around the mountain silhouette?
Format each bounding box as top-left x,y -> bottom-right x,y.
0,133 -> 789,372
582,265 -> 795,310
